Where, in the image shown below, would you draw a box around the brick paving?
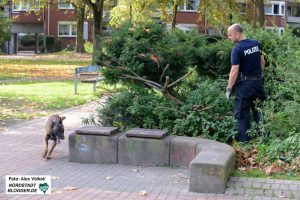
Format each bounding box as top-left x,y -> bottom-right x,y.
0,99 -> 299,200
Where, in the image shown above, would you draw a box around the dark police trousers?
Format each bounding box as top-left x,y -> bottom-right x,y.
234,80 -> 266,142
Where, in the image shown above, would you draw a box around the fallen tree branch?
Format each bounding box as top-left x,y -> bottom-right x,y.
156,106 -> 186,115
120,74 -> 163,89
167,65 -> 197,89
147,46 -> 162,70
159,64 -> 170,83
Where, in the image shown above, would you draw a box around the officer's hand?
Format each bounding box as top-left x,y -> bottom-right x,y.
226,87 -> 232,100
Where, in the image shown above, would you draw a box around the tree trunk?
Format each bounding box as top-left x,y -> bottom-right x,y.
75,6 -> 86,53
257,0 -> 265,28
129,1 -> 133,23
92,3 -> 104,63
171,3 -> 178,29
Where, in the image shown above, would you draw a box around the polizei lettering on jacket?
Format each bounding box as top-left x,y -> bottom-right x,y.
244,46 -> 259,56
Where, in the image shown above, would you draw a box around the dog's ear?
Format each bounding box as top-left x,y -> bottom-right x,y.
61,116 -> 66,121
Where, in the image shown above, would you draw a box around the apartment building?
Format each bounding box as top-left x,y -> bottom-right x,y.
3,0 -> 300,54
175,0 -> 300,35
3,0 -> 117,54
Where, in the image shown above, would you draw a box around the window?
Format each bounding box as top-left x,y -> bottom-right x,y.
58,22 -> 77,37
273,4 -> 279,15
12,0 -> 40,12
288,6 -> 300,17
265,27 -> 284,35
58,0 -> 74,9
265,5 -> 272,14
264,2 -> 285,16
179,0 -> 200,11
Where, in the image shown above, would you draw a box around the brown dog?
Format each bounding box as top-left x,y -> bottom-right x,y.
43,114 -> 66,159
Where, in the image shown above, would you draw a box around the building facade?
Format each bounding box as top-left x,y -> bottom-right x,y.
3,0 -> 300,54
6,0 -> 96,54
175,0 -> 300,35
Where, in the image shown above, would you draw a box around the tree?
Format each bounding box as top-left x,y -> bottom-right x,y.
255,0 -> 265,28
199,0 -> 241,34
70,0 -> 87,53
55,0 -> 88,53
109,0 -> 157,27
157,0 -> 185,29
0,17 -> 11,45
81,0 -> 103,61
96,23 -> 207,104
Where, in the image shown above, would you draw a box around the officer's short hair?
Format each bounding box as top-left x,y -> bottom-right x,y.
232,24 -> 243,33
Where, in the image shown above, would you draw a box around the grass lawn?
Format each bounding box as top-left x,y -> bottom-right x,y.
0,61 -> 90,81
0,81 -> 109,122
0,54 -> 112,129
232,168 -> 300,181
0,59 -> 91,66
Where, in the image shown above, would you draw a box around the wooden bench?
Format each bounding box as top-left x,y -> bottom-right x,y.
74,65 -> 104,94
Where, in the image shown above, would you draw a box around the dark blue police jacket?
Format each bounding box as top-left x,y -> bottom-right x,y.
231,39 -> 262,78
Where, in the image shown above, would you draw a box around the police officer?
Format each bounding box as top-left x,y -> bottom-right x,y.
226,23 -> 266,142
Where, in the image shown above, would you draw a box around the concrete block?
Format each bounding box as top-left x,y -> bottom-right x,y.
193,138 -> 216,154
125,128 -> 168,139
118,134 -> 174,166
75,126 -> 119,136
189,143 -> 236,194
170,136 -> 198,168
69,126 -> 121,164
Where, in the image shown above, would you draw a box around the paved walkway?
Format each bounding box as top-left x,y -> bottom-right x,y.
0,100 -> 299,200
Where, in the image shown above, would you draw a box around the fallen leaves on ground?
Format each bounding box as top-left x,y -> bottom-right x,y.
172,173 -> 188,179
51,176 -> 60,180
278,191 -> 286,198
129,168 -> 139,172
0,64 -> 75,81
53,186 -> 78,194
105,176 -> 114,180
63,186 -> 78,191
54,189 -> 63,194
234,143 -> 300,176
138,190 -> 148,196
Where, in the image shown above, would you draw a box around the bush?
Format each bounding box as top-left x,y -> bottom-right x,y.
20,34 -> 36,46
86,78 -> 236,143
172,78 -> 236,142
54,38 -> 63,52
85,88 -> 178,130
45,35 -> 55,46
243,25 -> 300,165
0,17 -> 11,44
195,39 -> 232,77
84,41 -> 93,54
97,22 -> 208,86
91,22 -> 300,173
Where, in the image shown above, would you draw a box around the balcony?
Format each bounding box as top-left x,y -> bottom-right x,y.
287,16 -> 300,23
287,4 -> 300,23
